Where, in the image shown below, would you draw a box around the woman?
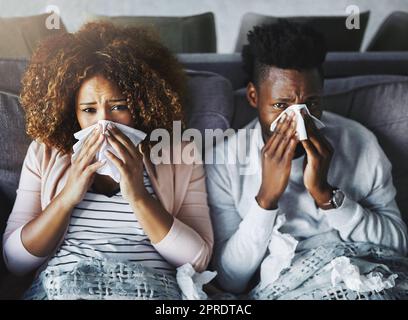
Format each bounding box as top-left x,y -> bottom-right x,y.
2,22 -> 213,299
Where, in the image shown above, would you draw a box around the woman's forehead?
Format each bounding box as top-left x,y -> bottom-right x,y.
77,75 -> 124,100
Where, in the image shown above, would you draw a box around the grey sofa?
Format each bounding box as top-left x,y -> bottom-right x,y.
0,52 -> 407,298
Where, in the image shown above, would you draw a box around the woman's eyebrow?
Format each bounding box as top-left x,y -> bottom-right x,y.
79,98 -> 127,105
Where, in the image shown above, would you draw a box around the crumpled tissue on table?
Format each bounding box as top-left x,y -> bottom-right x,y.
72,120 -> 147,183
270,104 -> 325,141
259,213 -> 299,289
176,263 -> 217,300
330,256 -> 398,293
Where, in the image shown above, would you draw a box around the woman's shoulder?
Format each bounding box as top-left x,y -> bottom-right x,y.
25,140 -> 69,168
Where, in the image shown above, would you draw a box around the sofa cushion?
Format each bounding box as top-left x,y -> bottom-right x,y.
233,76 -> 408,223
0,13 -> 67,59
185,70 -> 233,134
235,12 -> 370,52
87,12 -> 216,53
367,11 -> 408,51
0,91 -> 31,247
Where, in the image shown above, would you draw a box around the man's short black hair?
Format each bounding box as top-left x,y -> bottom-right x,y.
242,19 -> 327,86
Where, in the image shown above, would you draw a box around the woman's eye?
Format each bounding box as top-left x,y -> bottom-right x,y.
272,103 -> 288,110
111,105 -> 129,111
82,108 -> 96,113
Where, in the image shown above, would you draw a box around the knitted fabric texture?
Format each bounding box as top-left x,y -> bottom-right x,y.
249,241 -> 408,300
24,258 -> 181,300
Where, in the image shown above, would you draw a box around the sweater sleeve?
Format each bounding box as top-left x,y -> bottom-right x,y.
153,162 -> 214,273
323,134 -> 408,256
205,156 -> 278,294
2,141 -> 48,275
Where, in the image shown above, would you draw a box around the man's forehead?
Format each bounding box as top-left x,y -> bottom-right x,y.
261,67 -> 323,95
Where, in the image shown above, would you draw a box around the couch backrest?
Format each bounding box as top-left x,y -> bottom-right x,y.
233,75 -> 408,223
178,52 -> 408,90
235,12 -> 370,52
87,12 -> 217,53
0,13 -> 67,60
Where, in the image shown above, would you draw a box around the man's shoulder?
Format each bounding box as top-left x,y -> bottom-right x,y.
321,111 -> 378,147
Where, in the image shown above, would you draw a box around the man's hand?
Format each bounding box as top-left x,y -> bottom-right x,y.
256,111 -> 298,210
300,111 -> 334,207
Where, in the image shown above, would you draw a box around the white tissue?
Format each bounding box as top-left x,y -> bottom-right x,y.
72,120 -> 147,183
259,214 -> 299,289
269,104 -> 325,141
176,263 -> 217,300
330,256 -> 398,293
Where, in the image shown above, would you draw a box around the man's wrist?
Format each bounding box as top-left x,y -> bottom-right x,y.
255,194 -> 278,210
312,184 -> 335,209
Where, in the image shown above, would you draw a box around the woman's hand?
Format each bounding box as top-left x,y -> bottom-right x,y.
60,125 -> 106,207
104,124 -> 148,202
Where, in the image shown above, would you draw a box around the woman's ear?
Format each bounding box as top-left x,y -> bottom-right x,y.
246,82 -> 258,109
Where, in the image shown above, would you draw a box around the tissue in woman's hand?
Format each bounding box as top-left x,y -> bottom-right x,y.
176,263 -> 217,300
72,120 -> 147,183
269,104 -> 325,140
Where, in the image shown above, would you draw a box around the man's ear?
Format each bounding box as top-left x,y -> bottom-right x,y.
246,82 -> 258,109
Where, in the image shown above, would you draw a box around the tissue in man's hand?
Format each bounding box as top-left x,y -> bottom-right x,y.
72,120 -> 147,183
269,104 -> 325,141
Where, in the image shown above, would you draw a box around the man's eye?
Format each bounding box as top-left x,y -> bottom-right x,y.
307,101 -> 320,109
82,108 -> 96,113
272,103 -> 288,110
111,105 -> 129,111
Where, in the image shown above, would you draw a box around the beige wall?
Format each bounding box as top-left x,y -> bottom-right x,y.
0,0 -> 407,52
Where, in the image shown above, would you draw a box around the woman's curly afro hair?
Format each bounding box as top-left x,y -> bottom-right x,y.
21,21 -> 187,154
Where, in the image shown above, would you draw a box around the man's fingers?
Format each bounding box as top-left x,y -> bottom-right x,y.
265,111 -> 296,155
303,112 -> 333,155
301,139 -> 318,158
275,118 -> 297,159
283,135 -> 299,160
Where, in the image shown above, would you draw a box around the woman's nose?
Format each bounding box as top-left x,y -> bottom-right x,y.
97,109 -> 113,121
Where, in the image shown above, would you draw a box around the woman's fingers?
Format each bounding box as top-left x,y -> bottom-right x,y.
107,125 -> 140,159
84,159 -> 107,176
104,150 -> 124,171
106,131 -> 132,164
78,131 -> 105,168
75,126 -> 101,163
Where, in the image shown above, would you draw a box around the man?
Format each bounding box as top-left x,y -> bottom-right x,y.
205,20 -> 408,295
